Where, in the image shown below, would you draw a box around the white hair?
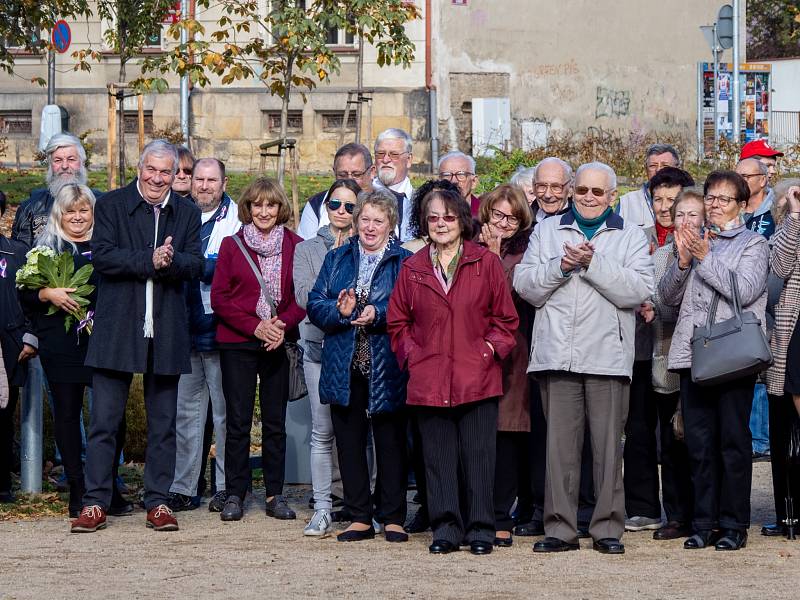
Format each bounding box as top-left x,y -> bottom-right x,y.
45,133 -> 87,164
509,166 -> 536,188
374,128 -> 413,155
45,133 -> 88,196
138,139 -> 179,175
575,161 -> 617,190
36,184 -> 96,254
737,157 -> 769,176
535,157 -> 574,183
438,151 -> 476,174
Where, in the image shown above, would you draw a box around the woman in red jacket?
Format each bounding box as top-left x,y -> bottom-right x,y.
387,185 -> 518,556
211,178 -> 305,522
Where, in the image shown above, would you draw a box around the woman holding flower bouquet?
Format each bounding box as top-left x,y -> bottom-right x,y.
19,184 -> 127,516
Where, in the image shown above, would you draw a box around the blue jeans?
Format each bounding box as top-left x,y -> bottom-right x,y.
749,383 -> 770,455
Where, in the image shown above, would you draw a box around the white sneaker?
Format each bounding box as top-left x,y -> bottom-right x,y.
304,509 -> 333,537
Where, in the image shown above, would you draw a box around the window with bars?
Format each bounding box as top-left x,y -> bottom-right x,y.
0,110 -> 32,135
123,111 -> 154,134
320,111 -> 357,132
263,110 -> 303,134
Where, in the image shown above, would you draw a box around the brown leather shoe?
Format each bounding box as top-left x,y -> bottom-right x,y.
653,521 -> 692,540
146,504 -> 179,531
71,505 -> 107,533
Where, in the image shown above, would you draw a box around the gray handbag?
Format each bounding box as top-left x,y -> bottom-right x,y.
690,271 -> 773,386
232,235 -> 308,401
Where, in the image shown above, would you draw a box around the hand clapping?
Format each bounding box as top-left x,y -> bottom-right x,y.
352,304 -> 376,327
336,288 -> 357,318
561,241 -> 594,273
153,235 -> 174,269
479,223 -> 502,256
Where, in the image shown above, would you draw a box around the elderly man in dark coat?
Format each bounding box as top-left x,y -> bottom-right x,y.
71,140 -> 203,534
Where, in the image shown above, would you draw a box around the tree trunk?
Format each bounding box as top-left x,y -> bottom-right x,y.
117,21 -> 127,188
277,55 -> 294,188
355,31 -> 364,144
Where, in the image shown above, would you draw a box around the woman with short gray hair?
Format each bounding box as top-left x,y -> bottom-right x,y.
307,189 -> 411,543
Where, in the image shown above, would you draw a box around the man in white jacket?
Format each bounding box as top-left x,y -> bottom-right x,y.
616,144 -> 680,228
514,162 -> 654,555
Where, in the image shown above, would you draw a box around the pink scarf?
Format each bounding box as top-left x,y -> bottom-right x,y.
243,223 -> 284,319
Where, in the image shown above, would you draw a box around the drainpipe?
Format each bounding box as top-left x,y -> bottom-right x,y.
425,0 -> 439,173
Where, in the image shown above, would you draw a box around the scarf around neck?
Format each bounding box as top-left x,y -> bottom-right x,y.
243,223 -> 284,319
707,212 -> 746,235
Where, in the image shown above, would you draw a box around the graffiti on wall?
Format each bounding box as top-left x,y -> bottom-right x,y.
595,86 -> 631,118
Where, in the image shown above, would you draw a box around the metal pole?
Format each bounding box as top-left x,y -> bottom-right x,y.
429,88 -> 439,174
696,62 -> 703,162
47,49 -> 55,105
180,0 -> 190,147
713,24 -> 719,154
20,358 -> 44,493
732,0 -> 741,143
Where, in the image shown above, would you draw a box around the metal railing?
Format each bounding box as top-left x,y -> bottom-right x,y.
772,111 -> 800,148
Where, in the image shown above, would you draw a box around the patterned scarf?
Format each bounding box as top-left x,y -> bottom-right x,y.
707,212 -> 746,235
243,223 -> 284,319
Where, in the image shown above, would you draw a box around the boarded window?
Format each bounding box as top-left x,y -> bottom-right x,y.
320,111 -> 357,132
0,110 -> 32,135
123,111 -> 154,134
263,110 -> 303,134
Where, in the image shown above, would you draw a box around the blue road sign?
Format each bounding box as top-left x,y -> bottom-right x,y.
52,20 -> 71,54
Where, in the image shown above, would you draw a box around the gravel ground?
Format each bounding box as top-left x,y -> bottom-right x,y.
1,462 -> 798,599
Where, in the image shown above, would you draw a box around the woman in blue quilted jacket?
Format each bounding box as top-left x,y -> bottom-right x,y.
307,189 -> 411,543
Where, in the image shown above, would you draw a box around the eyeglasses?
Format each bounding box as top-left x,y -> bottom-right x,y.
426,214 -> 458,224
335,170 -> 366,179
490,208 -> 520,226
439,171 -> 474,182
738,173 -> 765,180
534,182 -> 567,194
326,199 -> 355,214
375,151 -> 409,161
574,186 -> 611,197
703,194 -> 737,206
646,161 -> 677,171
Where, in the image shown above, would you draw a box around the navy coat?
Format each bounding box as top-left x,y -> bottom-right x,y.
85,181 -> 204,375
307,236 -> 410,415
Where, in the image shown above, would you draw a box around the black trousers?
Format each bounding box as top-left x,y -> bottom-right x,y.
331,371 -> 407,526
220,347 -> 289,500
494,431 -> 532,531
529,380 -> 595,525
623,360 -> 660,518
409,414 -> 428,520
0,387 -> 19,493
197,400 -> 214,497
680,371 -> 755,531
84,367 -> 178,511
654,391 -> 693,524
768,393 -> 800,524
417,399 -> 497,545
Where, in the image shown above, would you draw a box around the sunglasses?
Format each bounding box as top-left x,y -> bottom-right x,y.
178,167 -> 193,176
427,214 -> 457,224
574,185 -> 610,197
327,199 -> 355,213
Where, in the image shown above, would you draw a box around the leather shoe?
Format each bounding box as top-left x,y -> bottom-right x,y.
684,529 -> 720,549
337,526 -> 375,542
653,521 -> 692,540
533,537 -> 579,553
514,520 -> 544,536
593,537 -> 625,554
761,523 -> 786,537
715,529 -> 747,551
429,539 -> 459,554
220,494 -> 243,521
577,525 -> 591,539
384,529 -> 409,543
404,509 -> 430,534
494,533 -> 513,547
108,499 -> 134,517
470,540 -> 493,555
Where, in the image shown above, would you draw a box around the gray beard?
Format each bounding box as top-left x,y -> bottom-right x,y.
378,167 -> 397,187
47,166 -> 87,198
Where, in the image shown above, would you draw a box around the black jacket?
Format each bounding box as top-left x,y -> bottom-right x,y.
12,187 -> 105,248
0,236 -> 34,387
85,181 -> 204,375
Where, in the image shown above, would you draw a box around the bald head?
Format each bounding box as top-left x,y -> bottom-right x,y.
735,158 -> 767,207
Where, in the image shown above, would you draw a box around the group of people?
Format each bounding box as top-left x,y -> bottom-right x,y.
1,127 -> 799,557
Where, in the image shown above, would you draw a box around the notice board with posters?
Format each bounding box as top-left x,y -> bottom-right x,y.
699,62 -> 771,157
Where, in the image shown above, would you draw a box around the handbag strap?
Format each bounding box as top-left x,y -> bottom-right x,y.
704,270 -> 744,331
232,234 -> 277,317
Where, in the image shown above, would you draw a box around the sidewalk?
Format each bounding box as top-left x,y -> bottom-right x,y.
0,462 -> 797,599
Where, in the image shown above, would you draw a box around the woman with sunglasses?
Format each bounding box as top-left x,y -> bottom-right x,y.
475,184 -> 534,548
388,185 -> 518,555
293,179 -> 358,537
307,189 -> 411,543
171,147 -> 195,199
660,170 -> 769,551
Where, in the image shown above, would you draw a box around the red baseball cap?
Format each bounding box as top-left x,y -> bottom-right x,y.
739,139 -> 784,160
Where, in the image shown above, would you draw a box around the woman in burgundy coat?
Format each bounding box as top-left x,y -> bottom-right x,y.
211,178 -> 305,522
388,185 -> 518,556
